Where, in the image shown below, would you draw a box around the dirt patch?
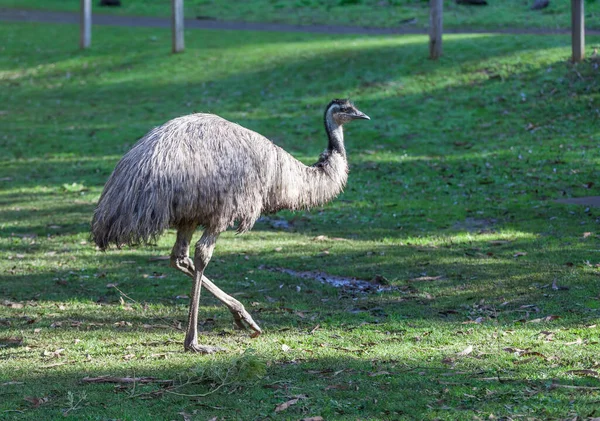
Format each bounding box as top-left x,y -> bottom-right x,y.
555,196 -> 600,208
260,266 -> 391,292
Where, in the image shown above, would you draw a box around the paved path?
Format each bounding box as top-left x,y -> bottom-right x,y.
2,8 -> 599,36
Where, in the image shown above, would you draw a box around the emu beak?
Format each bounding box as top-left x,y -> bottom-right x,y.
351,110 -> 370,120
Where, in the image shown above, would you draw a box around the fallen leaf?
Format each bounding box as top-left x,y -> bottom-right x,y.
281,344 -> 291,352
528,315 -> 560,323
325,384 -> 348,390
462,317 -> 484,324
409,275 -> 443,282
538,331 -> 555,341
513,252 -> 527,258
3,300 -> 24,309
503,347 -> 526,355
0,336 -> 23,348
565,338 -> 583,346
566,369 -> 599,377
489,240 -> 510,246
368,371 -> 391,377
521,351 -> 547,359
274,395 -> 307,412
178,411 -> 192,421
43,348 -> 65,358
24,396 -> 49,408
302,417 -> 324,421
457,345 -> 473,357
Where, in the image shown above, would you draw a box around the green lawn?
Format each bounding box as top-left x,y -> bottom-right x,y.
4,0 -> 600,30
1,21 -> 600,420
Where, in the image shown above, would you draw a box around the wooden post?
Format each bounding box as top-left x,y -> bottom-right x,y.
80,0 -> 92,49
429,0 -> 443,60
172,0 -> 184,53
572,0 -> 584,63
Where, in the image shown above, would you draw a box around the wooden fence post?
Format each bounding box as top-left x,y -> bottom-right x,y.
429,0 -> 443,60
80,0 -> 92,49
572,0 -> 584,63
172,0 -> 184,53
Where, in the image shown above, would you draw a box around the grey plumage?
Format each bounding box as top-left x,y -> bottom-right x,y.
91,99 -> 369,352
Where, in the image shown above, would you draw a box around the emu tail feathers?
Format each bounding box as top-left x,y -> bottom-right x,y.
91,159 -> 171,250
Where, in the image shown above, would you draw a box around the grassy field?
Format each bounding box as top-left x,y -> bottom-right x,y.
1,20 -> 600,420
3,0 -> 600,30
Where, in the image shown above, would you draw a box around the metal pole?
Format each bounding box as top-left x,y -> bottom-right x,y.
429,0 -> 443,60
172,0 -> 185,53
80,0 -> 92,49
572,0 -> 585,62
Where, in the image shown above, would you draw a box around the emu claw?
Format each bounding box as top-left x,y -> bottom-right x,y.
231,309 -> 262,337
184,343 -> 224,354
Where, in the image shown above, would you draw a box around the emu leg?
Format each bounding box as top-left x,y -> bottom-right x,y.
184,230 -> 222,353
170,229 -> 262,334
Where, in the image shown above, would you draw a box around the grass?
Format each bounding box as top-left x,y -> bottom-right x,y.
4,0 -> 600,30
1,20 -> 600,420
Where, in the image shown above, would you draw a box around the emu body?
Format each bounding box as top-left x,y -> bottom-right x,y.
92,99 -> 369,353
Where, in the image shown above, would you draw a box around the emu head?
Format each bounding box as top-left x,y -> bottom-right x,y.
326,99 -> 370,126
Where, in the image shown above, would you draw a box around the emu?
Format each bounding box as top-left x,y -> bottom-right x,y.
91,99 -> 370,353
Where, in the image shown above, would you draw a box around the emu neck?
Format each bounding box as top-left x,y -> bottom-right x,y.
325,116 -> 346,158
264,123 -> 348,214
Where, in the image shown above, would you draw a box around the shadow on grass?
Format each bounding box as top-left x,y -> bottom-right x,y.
1,350 -> 599,420
2,226 -> 597,330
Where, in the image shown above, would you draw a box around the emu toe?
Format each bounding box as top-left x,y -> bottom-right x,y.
184,343 -> 224,354
231,308 -> 262,335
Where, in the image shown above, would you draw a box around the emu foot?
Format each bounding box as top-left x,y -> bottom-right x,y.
230,307 -> 262,337
184,342 -> 224,354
